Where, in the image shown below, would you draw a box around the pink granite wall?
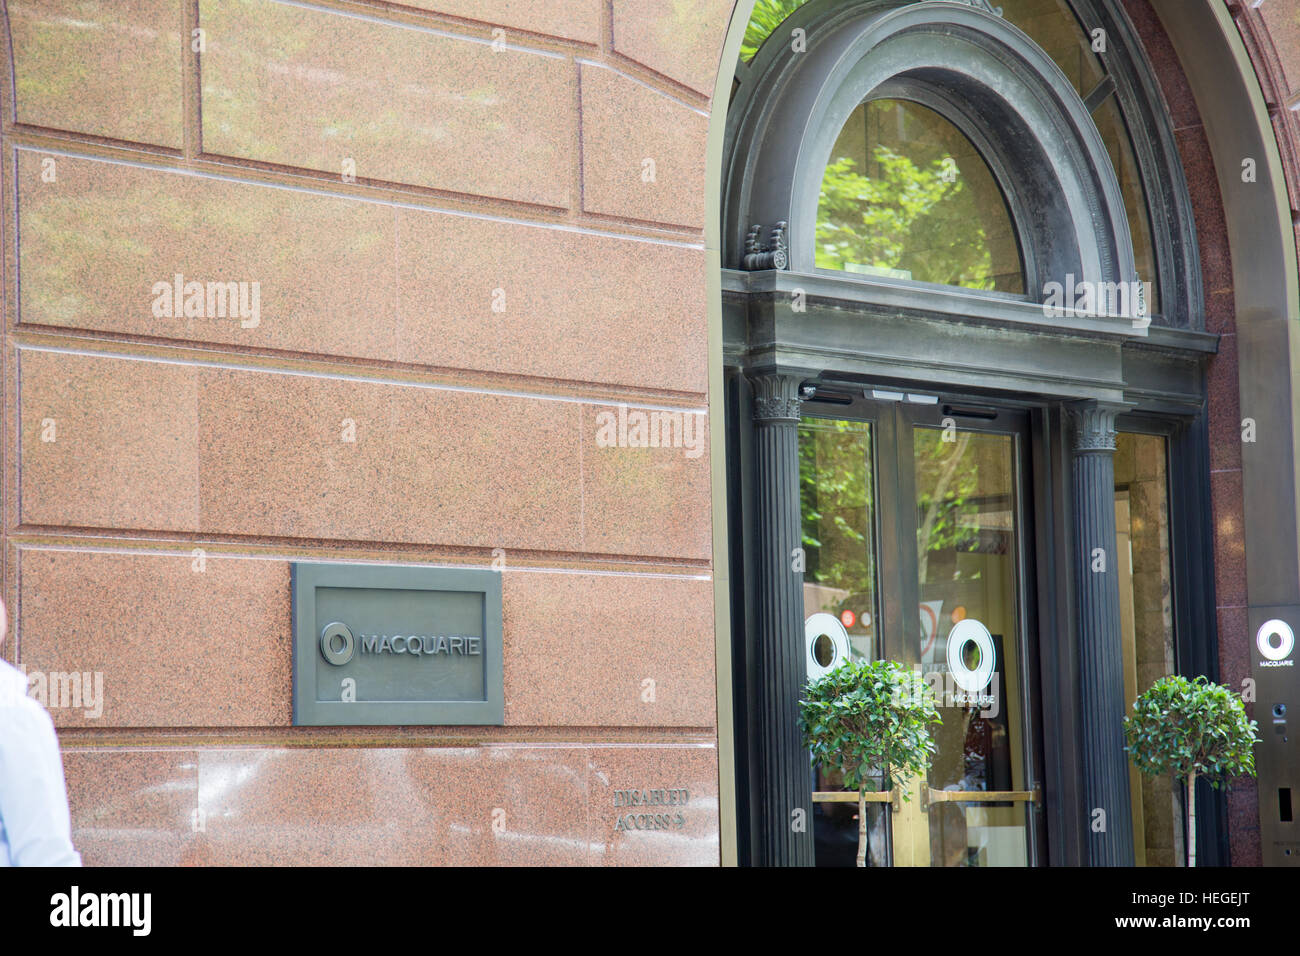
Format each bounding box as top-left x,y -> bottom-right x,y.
0,0 -> 734,865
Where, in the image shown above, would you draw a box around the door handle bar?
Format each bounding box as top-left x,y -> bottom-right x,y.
811,790 -> 893,802
921,786 -> 1041,811
812,790 -> 900,812
814,785 -> 1043,813
810,789 -> 905,812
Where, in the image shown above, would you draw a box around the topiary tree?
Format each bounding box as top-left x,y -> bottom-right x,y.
1124,674 -> 1259,867
800,658 -> 941,867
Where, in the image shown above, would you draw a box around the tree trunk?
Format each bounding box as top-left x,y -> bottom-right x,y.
857,788 -> 868,867
1187,771 -> 1197,868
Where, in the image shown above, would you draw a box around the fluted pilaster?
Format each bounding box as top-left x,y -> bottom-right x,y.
1069,401 -> 1135,866
750,373 -> 814,866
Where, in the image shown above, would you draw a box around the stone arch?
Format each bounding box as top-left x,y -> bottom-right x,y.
722,0 -> 1139,299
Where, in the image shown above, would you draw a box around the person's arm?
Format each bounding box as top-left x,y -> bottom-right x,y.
0,701 -> 82,866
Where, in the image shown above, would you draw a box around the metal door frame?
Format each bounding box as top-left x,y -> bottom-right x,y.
800,387 -> 1049,865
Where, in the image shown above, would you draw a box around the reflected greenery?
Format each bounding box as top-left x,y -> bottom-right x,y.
740,0 -> 813,62
740,0 -> 1157,306
816,100 -> 1023,292
799,419 -> 875,595
816,149 -> 990,285
913,429 -> 980,585
799,420 -> 986,593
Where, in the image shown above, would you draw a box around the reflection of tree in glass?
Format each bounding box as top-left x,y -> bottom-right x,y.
914,430 -> 980,584
816,147 -> 996,291
799,421 -> 874,594
740,0 -> 814,61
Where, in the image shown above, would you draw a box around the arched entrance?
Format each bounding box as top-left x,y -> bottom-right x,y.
704,0 -> 1274,866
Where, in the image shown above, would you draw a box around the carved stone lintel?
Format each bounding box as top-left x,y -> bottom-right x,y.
751,373 -> 803,423
1067,401 -> 1124,453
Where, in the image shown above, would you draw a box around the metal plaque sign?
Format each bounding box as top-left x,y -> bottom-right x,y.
291,563 -> 503,726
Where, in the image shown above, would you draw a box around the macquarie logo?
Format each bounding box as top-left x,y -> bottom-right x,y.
50,886 -> 151,936
1257,619 -> 1295,668
318,621 -> 482,666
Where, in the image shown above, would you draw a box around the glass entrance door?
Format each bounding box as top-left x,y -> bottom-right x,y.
801,396 -> 1044,866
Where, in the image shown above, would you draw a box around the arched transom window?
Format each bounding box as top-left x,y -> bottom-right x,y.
726,0 -> 1200,329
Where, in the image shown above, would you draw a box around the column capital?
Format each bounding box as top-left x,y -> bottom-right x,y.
1066,401 -> 1129,453
750,373 -> 805,424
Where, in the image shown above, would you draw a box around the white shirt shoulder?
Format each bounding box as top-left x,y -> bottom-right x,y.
0,660 -> 82,866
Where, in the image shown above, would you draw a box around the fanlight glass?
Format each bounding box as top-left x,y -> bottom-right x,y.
815,98 -> 1025,293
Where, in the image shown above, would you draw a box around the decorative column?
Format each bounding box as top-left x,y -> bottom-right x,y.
1069,401 -> 1135,866
750,373 -> 815,866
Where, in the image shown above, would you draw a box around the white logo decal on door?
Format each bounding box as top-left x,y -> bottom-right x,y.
805,613 -> 851,680
946,618 -> 996,696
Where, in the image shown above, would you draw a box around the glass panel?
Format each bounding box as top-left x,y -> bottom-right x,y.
1114,431 -> 1183,866
798,417 -> 885,866
816,99 -> 1024,293
1092,96 -> 1161,314
800,418 -> 879,662
914,426 -> 1029,866
999,0 -> 1105,96
740,0 -> 815,63
999,0 -> 1161,313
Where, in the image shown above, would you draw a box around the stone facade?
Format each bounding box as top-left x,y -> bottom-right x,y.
2,0 -> 1296,866
1,0 -> 729,866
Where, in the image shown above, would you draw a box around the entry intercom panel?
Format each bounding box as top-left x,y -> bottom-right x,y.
1251,606 -> 1299,865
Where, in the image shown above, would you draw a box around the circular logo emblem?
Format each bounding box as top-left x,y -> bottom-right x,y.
320,621 -> 355,666
1257,619 -> 1295,662
947,618 -> 995,693
804,612 -> 850,680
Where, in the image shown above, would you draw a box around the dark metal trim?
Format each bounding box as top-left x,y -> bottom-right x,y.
724,268 -> 1145,340
1030,405 -> 1083,865
730,0 -> 1205,330
798,393 -> 1052,865
1067,401 -> 1137,865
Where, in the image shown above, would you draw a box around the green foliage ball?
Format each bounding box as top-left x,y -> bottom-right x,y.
799,658 -> 941,795
1124,674 -> 1258,787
